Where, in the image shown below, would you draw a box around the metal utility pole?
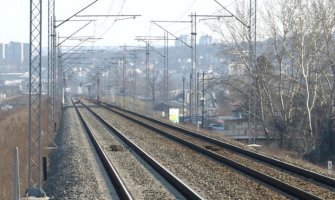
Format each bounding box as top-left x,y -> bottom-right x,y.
214,0 -> 257,142
189,13 -> 231,121
52,0 -> 101,116
136,36 -> 170,101
57,38 -> 94,112
190,13 -> 197,120
251,0 -> 257,144
153,15 -> 228,121
48,0 -> 99,142
196,72 -> 200,123
120,46 -> 147,109
97,73 -> 100,101
214,0 -> 257,130
145,42 -> 150,112
163,31 -> 169,100
108,55 -> 123,103
151,21 -> 192,116
52,22 -> 57,134
183,77 -> 185,119
27,0 -> 45,196
13,147 -> 20,200
119,45 -> 139,108
131,52 -> 137,109
56,44 -> 63,120
122,45 -> 126,107
201,72 -> 205,128
248,0 -> 253,137
48,0 -> 54,98
74,13 -> 140,105
137,37 -> 167,112
129,50 -> 145,109
55,14 -> 98,108
189,73 -> 192,118
48,0 -> 56,145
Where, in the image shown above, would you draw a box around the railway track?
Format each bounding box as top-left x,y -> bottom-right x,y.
88,99 -> 335,200
80,99 -> 287,199
96,100 -> 335,187
73,99 -> 133,200
72,99 -> 202,200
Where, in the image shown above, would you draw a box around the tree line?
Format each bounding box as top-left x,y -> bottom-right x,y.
209,0 -> 335,162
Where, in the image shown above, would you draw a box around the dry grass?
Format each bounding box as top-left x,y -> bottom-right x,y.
0,96 -> 51,199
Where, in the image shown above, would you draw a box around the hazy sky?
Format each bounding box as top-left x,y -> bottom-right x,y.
0,0 -> 252,46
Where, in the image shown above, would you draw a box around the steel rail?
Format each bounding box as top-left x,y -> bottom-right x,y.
80,100 -> 204,200
91,100 -> 324,200
72,99 -> 133,200
95,99 -> 335,189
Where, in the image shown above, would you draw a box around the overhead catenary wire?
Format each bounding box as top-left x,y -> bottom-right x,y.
57,21 -> 94,47
99,0 -> 115,26
98,0 -> 126,38
173,0 -> 197,24
56,0 -> 99,28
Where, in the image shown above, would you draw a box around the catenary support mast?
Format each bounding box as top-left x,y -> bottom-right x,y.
27,0 -> 46,196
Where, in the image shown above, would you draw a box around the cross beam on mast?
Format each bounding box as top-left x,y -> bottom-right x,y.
56,0 -> 99,28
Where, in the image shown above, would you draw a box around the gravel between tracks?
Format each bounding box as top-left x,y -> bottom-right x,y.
141,109 -> 335,180
85,100 -> 288,200
44,105 -> 110,200
78,107 -> 183,200
105,99 -> 335,180
116,107 -> 335,199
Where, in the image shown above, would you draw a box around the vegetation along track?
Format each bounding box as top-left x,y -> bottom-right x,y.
89,99 -> 335,200
73,99 -> 203,200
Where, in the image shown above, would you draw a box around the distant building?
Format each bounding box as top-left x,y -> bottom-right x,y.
228,62 -> 245,76
23,43 -> 29,65
0,43 -> 3,62
5,42 -> 22,68
199,35 -> 212,46
175,35 -> 190,47
175,34 -> 213,46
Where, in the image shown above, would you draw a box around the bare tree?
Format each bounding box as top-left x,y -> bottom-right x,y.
148,67 -> 163,105
209,0 -> 335,156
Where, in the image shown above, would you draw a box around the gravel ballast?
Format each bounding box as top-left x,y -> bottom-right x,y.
78,107 -> 183,199
114,105 -> 335,199
44,105 -> 112,200
84,100 -> 288,200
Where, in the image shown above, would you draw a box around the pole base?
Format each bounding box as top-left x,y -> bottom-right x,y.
45,142 -> 58,150
25,187 -> 47,198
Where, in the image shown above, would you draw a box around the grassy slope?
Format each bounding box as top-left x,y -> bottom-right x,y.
0,96 -> 50,199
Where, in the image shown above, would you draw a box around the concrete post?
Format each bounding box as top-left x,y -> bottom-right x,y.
328,161 -> 333,175
13,147 -> 20,200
